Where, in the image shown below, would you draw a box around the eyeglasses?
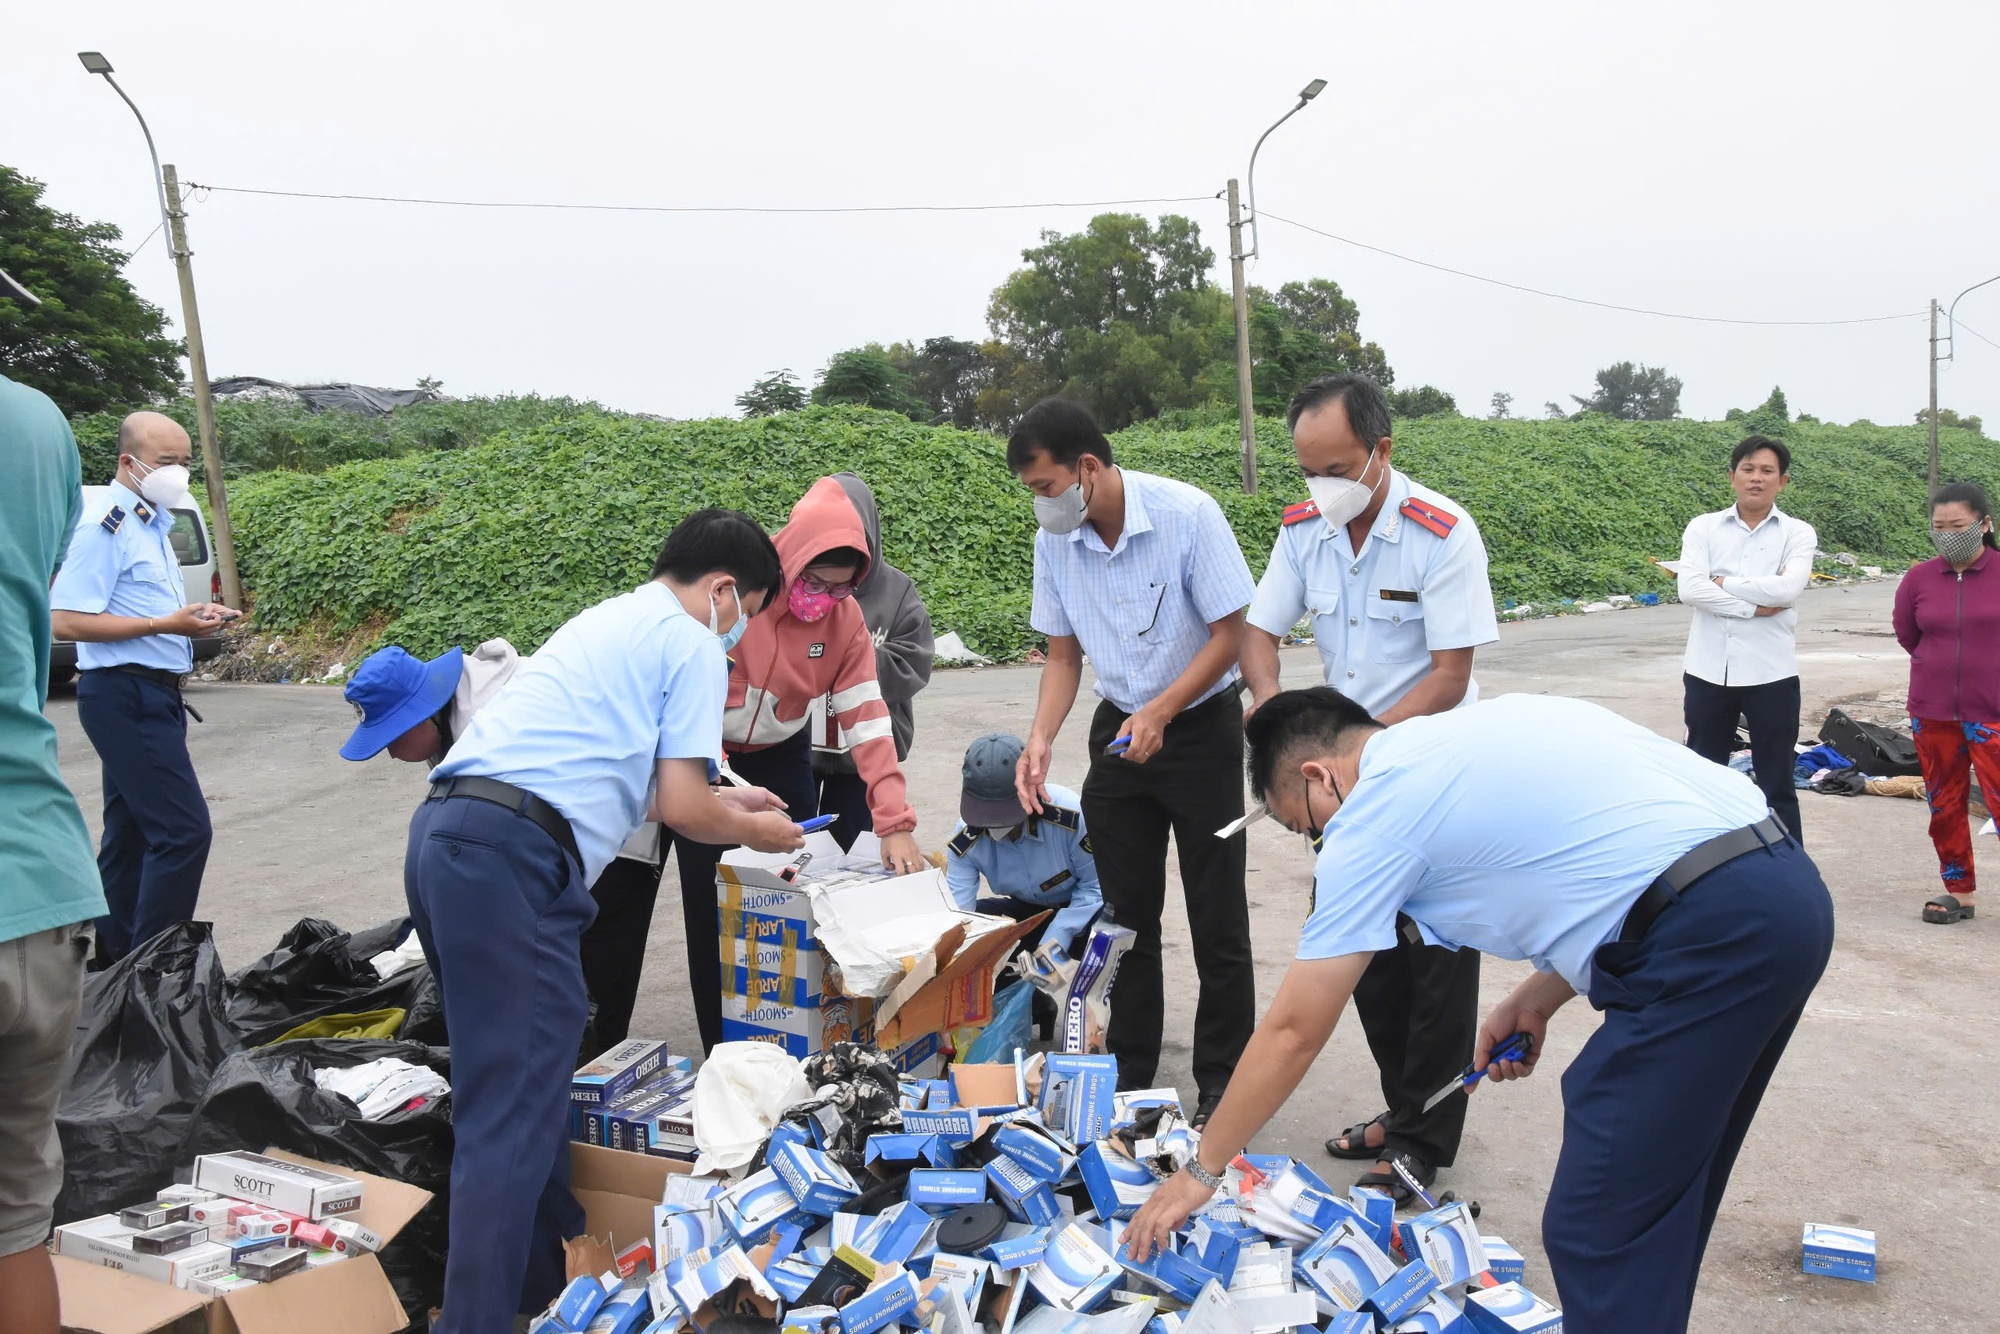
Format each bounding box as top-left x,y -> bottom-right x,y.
798,574 -> 857,599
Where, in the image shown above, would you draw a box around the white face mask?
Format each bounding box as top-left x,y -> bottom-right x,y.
1032,465 -> 1094,535
130,457 -> 192,509
1306,450 -> 1384,531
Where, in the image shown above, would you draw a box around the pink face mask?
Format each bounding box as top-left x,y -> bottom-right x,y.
789,583 -> 837,622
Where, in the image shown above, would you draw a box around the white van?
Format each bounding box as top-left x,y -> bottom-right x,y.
49,486 -> 224,685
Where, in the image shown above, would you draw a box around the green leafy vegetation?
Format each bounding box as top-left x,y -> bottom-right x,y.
227,405 -> 2000,666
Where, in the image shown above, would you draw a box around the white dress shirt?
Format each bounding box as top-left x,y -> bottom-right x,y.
1675,504 -> 1818,686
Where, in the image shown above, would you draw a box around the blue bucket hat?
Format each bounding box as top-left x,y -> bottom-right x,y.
340,645 -> 464,760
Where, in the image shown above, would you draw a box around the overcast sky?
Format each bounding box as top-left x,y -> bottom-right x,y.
12,1 -> 1998,429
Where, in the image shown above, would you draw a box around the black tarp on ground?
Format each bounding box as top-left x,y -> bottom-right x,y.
224,916 -> 445,1047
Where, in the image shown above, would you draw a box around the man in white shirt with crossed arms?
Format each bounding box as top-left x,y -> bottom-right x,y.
1676,434 -> 1817,843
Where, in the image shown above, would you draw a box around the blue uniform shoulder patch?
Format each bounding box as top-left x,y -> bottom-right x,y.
947,828 -> 982,856
1040,806 -> 1081,833
100,505 -> 126,534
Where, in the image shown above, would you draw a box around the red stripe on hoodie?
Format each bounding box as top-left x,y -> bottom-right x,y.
724,476 -> 917,835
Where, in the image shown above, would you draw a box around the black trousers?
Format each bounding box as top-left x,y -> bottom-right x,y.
577,854 -> 667,1050
1350,921 -> 1482,1167
669,729 -> 818,1053
1683,673 -> 1803,845
815,768 -> 873,853
1082,689 -> 1255,1099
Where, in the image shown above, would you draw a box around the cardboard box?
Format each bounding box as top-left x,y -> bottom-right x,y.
1027,1223 -> 1122,1312
771,1141 -> 862,1217
1365,1260 -> 1441,1327
191,1152 -> 364,1221
1385,1290 -> 1470,1333
1040,1057 -> 1118,1144
986,1155 -> 1061,1226
1462,1282 -> 1564,1333
837,1270 -> 920,1334
54,1149 -> 431,1334
906,1169 -> 989,1209
1802,1224 -> 1877,1282
54,1216 -> 234,1289
1403,1203 -> 1487,1286
715,837 -> 1047,1057
1076,1144 -> 1162,1222
570,1141 -> 693,1263
1479,1237 -> 1525,1285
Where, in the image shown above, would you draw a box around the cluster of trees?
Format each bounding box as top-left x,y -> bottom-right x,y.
739,212 -> 1457,433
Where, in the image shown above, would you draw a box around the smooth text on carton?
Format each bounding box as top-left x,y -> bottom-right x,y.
53,1149 -> 431,1334
715,831 -> 1048,1062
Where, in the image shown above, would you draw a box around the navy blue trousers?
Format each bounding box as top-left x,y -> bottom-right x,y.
405,795 -> 595,1331
75,669 -> 211,965
1543,838 -> 1833,1333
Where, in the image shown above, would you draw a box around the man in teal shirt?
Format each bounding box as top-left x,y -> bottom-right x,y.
0,362 -> 108,1334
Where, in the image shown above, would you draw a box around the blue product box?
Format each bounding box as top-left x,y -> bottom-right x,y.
1297,1219 -> 1400,1315
838,1271 -> 920,1334
1801,1224 -> 1877,1282
1104,1223 -> 1218,1303
584,1290 -> 651,1334
607,1076 -> 698,1152
1404,1203 -> 1487,1286
1462,1282 -> 1563,1333
1187,1214 -> 1255,1288
865,1134 -> 958,1169
572,1041 -> 669,1137
1076,1143 -> 1162,1222
1365,1261 -> 1441,1327
719,1168 -> 810,1246
917,1079 -> 953,1108
1386,1291 -> 1469,1333
982,1224 -> 1050,1271
991,1123 -> 1074,1183
1348,1186 -> 1396,1251
1478,1236 -> 1525,1285
553,1274 -> 608,1330
766,1256 -> 822,1303
1027,1222 -> 1122,1313
902,1108 -> 980,1144
907,1170 -> 990,1209
768,1120 -> 814,1157
1040,1056 -> 1119,1144
859,1202 -> 932,1265
771,1141 -> 862,1217
784,1307 -> 841,1334
1322,1315 -> 1372,1334
985,1155 -> 1061,1226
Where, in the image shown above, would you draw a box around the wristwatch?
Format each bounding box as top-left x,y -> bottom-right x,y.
1184,1157 -> 1224,1191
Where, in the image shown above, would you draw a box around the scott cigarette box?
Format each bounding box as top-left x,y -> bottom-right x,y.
192,1150 -> 364,1220
1802,1224 -> 1877,1282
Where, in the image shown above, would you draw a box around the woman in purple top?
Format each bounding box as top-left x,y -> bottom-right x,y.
1892,482 -> 2000,924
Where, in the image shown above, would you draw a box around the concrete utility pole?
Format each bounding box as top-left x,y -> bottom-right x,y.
162,165 -> 243,608
1927,298 -> 1940,496
1227,179 -> 1258,494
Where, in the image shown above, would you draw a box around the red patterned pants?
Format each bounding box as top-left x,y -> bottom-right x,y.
1911,717 -> 2000,894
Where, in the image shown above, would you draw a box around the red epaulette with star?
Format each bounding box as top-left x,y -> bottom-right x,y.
1281,499 -> 1320,527
1400,497 -> 1459,539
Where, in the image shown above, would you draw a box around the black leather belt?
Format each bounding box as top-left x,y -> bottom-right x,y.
86,664 -> 203,722
1619,813 -> 1789,943
427,775 -> 582,869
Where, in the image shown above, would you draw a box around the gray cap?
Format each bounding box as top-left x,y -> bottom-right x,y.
960,731 -> 1029,828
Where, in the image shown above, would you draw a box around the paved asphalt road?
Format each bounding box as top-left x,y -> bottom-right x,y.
46,577 -> 1997,1330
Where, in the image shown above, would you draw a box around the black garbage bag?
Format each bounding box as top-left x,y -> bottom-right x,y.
177,1038 -> 454,1325
55,921 -> 245,1223
225,916 -> 444,1046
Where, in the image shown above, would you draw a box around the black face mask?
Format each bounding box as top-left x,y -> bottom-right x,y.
1304,770 -> 1345,852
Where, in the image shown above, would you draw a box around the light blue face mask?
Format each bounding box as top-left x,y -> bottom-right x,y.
711,585 -> 747,651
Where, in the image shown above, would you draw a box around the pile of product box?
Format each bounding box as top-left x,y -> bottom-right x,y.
572,1038 -> 700,1160
54,1151 -> 380,1295
534,1049 -> 1565,1334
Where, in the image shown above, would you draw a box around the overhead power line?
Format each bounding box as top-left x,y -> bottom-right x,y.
1953,317 -> 2000,353
186,182 -> 1217,216
1258,209 -> 1926,328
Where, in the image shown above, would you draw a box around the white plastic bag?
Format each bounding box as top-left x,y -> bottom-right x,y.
691,1041 -> 810,1173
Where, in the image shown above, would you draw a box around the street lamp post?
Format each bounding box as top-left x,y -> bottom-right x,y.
1228,79 -> 1326,494
78,51 -> 243,609
1927,273 -> 2000,494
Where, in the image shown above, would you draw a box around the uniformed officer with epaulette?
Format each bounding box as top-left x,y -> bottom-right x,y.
1240,372 -> 1498,1204
946,732 -> 1103,958
51,412 -> 238,968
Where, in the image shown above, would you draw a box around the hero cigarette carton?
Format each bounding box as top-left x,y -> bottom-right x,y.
191,1149 -> 364,1219
837,1269 -> 920,1334
1479,1236 -> 1525,1285
1365,1259 -> 1442,1327
906,1169 -> 989,1209
54,1215 -> 236,1289
1801,1224 -> 1877,1282
573,1040 -> 671,1134
1060,923 -> 1135,1054
771,1139 -> 863,1216
1404,1202 -> 1488,1286
606,1075 -> 699,1152
1028,1222 -> 1122,1312
1386,1290 -> 1471,1333
986,1154 -> 1061,1226
1462,1282 -> 1564,1333
1076,1143 -> 1162,1221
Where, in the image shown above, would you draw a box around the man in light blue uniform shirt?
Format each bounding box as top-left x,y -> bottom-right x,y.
1241,373 -> 1499,1198
1006,398 -> 1257,1124
1123,688 -> 1833,1334
946,732 -> 1102,957
406,509 -> 806,1332
50,411 -> 236,966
